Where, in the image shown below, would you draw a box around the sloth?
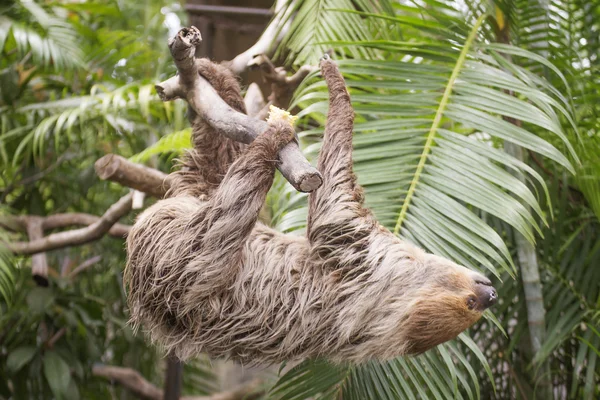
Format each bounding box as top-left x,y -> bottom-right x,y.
124,56 -> 497,365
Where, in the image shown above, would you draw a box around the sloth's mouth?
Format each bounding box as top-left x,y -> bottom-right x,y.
473,281 -> 497,311
467,273 -> 497,311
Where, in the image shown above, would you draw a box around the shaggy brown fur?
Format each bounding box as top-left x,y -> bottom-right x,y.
125,58 -> 497,365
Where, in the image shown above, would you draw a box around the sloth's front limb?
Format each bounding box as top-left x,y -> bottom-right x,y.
307,57 -> 374,250
182,120 -> 296,299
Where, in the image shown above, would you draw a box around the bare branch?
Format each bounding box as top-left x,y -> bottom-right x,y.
46,327 -> 66,349
6,193 -> 133,255
93,365 -> 265,400
244,83 -> 266,118
93,365 -> 162,400
0,214 -> 131,238
95,154 -> 170,198
26,217 -> 48,285
69,255 -> 102,279
225,0 -> 290,75
155,26 -> 322,193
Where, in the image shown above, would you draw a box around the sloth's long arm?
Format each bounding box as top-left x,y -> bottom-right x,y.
181,121 -> 296,299
307,58 -> 373,247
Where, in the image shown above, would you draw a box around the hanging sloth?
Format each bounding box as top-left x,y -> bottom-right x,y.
124,57 -> 497,364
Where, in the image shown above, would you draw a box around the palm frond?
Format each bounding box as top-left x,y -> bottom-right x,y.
0,1 -> 84,70
1,82 -> 175,166
275,0 -> 389,66
0,244 -> 16,305
130,128 -> 191,163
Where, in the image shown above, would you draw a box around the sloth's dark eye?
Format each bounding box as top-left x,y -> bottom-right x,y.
466,296 -> 477,310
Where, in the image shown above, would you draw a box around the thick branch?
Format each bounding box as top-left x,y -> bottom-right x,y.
93,365 -> 264,400
7,193 -> 133,255
95,154 -> 170,198
155,27 -> 322,193
0,214 -> 131,238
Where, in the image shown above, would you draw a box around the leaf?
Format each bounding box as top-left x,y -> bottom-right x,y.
43,351 -> 72,400
26,287 -> 55,313
7,346 -> 37,373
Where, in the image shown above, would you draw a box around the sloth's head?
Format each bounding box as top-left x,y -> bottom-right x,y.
395,253 -> 497,355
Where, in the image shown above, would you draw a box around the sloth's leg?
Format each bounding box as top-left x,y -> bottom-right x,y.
182,120 -> 296,297
307,57 -> 372,247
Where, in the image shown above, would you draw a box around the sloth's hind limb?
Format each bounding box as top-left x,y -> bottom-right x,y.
307,58 -> 375,265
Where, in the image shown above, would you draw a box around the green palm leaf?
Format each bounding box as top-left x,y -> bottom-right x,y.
1,82 -> 174,166
1,1 -> 84,70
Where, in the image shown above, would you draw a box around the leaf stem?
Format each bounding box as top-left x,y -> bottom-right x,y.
393,14 -> 486,236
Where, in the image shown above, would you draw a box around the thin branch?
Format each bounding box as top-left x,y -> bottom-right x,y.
6,193 -> 133,255
224,0 -> 291,75
26,217 -> 49,285
93,365 -> 265,400
46,327 -> 66,349
95,154 -> 170,198
0,214 -> 131,238
155,26 -> 322,193
93,365 -> 162,400
69,255 -> 102,278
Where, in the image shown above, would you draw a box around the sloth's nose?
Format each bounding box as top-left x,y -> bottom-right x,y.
475,280 -> 497,309
471,273 -> 497,310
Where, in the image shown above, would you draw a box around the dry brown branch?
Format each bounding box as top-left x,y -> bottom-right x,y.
95,154 -> 170,198
155,26 -> 322,193
93,365 -> 265,400
0,214 -> 131,238
6,193 -> 133,255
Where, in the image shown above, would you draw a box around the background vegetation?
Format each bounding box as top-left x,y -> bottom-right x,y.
1,0 -> 598,399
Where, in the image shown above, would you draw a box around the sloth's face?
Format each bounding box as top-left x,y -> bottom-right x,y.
401,254 -> 497,355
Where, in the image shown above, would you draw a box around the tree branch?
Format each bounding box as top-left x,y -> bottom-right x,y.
69,255 -> 103,278
155,26 -> 322,193
244,83 -> 266,118
95,154 -> 170,198
224,0 -> 291,75
26,217 -> 49,285
93,365 -> 163,400
6,193 -> 133,255
0,214 -> 131,238
93,365 -> 265,400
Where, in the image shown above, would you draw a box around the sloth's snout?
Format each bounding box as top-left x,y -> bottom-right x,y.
469,273 -> 497,311
474,279 -> 497,310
